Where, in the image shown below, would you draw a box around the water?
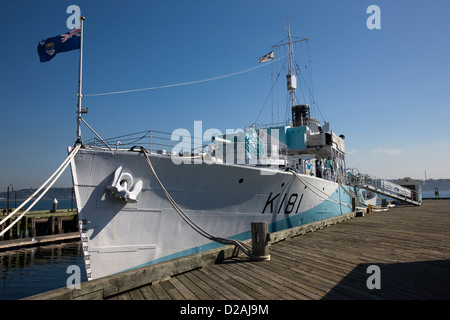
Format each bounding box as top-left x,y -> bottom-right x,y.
0,199 -> 84,300
422,190 -> 450,198
0,241 -> 86,300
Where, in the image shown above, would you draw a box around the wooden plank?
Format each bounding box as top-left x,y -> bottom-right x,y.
0,232 -> 80,251
57,217 -> 63,234
195,267 -> 251,300
262,252 -> 345,299
48,216 -> 55,235
205,264 -> 267,300
243,261 -> 323,299
151,282 -> 172,300
30,217 -> 35,238
200,264 -> 256,300
234,259 -> 311,300
218,261 -> 283,299
20,216 -> 28,238
167,277 -> 198,300
188,268 -> 241,300
139,285 -> 158,300
116,292 -> 132,300
184,270 -> 227,300
159,279 -> 186,300
176,274 -> 211,300
128,288 -> 145,300
277,237 -> 421,298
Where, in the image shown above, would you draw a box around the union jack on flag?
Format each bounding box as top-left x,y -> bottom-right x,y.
60,28 -> 81,43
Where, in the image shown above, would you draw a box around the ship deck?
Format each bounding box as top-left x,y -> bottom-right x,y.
26,199 -> 450,301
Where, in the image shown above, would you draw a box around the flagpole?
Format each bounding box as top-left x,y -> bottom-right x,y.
76,16 -> 85,144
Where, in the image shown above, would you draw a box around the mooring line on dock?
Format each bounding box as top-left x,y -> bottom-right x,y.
0,145 -> 81,237
140,147 -> 268,260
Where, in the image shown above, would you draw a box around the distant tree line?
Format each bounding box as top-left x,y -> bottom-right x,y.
420,179 -> 450,191
0,187 -> 74,201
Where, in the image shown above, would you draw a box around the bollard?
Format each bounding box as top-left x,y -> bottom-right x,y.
251,221 -> 270,261
52,198 -> 58,213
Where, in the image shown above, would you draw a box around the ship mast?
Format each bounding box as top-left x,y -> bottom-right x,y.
272,26 -> 309,110
76,16 -> 86,144
287,27 -> 295,109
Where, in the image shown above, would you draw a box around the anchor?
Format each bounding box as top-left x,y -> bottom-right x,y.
107,166 -> 143,203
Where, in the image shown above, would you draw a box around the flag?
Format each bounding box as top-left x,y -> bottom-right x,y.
258,51 -> 274,63
37,28 -> 81,62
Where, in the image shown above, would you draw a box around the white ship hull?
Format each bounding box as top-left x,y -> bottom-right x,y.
70,147 -> 356,280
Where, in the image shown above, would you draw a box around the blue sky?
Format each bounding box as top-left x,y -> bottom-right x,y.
1,0 -> 449,191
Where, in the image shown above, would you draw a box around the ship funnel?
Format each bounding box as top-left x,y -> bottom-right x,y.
292,104 -> 310,127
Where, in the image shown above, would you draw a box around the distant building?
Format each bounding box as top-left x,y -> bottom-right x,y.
395,177 -> 422,203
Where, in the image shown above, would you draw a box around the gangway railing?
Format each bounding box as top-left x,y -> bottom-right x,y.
348,172 -> 421,206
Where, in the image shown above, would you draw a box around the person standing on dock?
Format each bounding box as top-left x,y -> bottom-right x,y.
435,188 -> 439,199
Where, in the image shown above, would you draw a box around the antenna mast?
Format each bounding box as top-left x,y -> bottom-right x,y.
272,25 -> 309,110
287,26 -> 295,109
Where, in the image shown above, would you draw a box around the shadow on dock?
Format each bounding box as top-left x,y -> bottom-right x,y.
322,260 -> 450,300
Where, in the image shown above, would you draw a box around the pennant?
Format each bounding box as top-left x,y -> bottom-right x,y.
37,29 -> 81,62
258,51 -> 274,63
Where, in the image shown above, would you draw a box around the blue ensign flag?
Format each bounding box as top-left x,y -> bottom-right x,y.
37,29 -> 81,62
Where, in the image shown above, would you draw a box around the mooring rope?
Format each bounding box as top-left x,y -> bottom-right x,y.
0,145 -> 81,237
139,147 -> 260,258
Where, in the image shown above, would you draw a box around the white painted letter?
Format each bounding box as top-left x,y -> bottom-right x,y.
193,121 -> 203,164
366,265 -> 381,289
171,128 -> 192,165
66,265 -> 81,289
366,5 -> 381,30
66,5 -> 81,30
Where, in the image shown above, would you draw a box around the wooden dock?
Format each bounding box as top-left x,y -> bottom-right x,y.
26,199 -> 450,300
0,209 -> 78,245
0,232 -> 80,251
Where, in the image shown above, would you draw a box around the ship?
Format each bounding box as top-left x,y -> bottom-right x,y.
69,26 -> 378,280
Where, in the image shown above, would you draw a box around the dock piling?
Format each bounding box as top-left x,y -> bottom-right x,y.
251,221 -> 270,260
52,199 -> 58,213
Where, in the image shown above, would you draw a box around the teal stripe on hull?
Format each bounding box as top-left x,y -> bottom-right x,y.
120,184 -> 353,274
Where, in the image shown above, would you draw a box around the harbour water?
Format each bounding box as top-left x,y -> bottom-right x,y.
0,199 -> 84,300
0,241 -> 86,300
423,190 -> 450,198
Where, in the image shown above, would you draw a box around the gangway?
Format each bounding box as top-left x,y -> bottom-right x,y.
349,172 -> 422,206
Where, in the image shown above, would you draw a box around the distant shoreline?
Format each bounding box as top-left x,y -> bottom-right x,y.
1,179 -> 449,201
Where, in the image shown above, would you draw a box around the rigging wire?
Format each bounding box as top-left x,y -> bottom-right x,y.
82,55 -> 287,98
254,57 -> 287,124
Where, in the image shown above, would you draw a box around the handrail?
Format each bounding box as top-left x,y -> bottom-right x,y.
349,171 -> 420,204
